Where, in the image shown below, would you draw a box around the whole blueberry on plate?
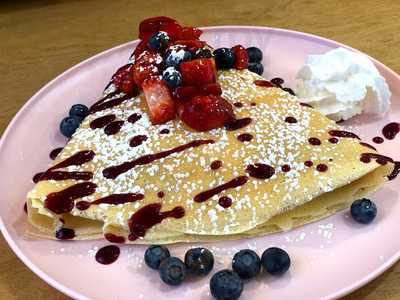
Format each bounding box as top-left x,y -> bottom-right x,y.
213,48 -> 235,70
351,198 -> 377,224
232,249 -> 261,279
194,48 -> 212,59
162,67 -> 182,88
261,247 -> 290,275
248,62 -> 264,75
210,269 -> 243,300
144,245 -> 170,270
165,49 -> 192,67
148,31 -> 170,51
59,116 -> 81,138
184,247 -> 214,275
69,104 -> 89,120
159,256 -> 186,286
246,47 -> 263,63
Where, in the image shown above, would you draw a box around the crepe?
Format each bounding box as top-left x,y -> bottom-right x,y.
26,69 -> 394,244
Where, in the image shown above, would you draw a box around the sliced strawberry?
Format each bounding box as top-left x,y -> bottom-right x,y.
132,51 -> 163,87
181,27 -> 203,40
174,83 -> 222,101
142,78 -> 176,124
131,39 -> 148,61
139,16 -> 179,40
111,64 -> 138,94
177,95 -> 234,131
180,58 -> 216,86
171,40 -> 206,52
159,22 -> 182,41
231,45 -> 249,70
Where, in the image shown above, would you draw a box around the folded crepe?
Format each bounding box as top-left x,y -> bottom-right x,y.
27,68 -> 394,244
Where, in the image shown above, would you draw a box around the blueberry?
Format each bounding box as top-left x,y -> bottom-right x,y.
59,116 -> 81,138
246,47 -> 263,63
165,49 -> 192,67
232,249 -> 261,279
144,245 -> 170,270
159,257 -> 186,286
162,67 -> 182,88
248,62 -> 264,75
184,247 -> 214,276
69,104 -> 89,120
210,270 -> 243,300
194,48 -> 212,59
261,247 -> 290,276
351,198 -> 377,224
213,48 -> 235,70
148,31 -> 170,51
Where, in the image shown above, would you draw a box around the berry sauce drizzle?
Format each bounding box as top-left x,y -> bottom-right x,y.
285,116 -> 297,124
300,102 -> 313,108
75,193 -> 144,210
359,142 -> 377,151
90,114 -> 116,129
49,147 -> 63,160
128,203 -> 185,241
225,118 -> 252,131
48,150 -> 95,172
254,80 -> 273,87
372,136 -> 384,144
218,196 -> 232,208
308,137 -> 321,146
388,161 -> 400,181
328,130 -> 360,140
105,233 -> 126,244
128,113 -> 142,124
237,133 -> 253,142
55,228 -> 75,240
24,202 -> 28,214
316,164 -> 328,172
44,182 -> 97,214
281,164 -> 291,172
233,102 -> 243,108
33,171 -> 93,183
360,153 -> 394,165
304,160 -> 313,167
382,122 -> 400,140
129,135 -> 148,147
210,160 -> 222,170
103,139 -> 214,179
194,176 -> 248,203
328,137 -> 338,144
246,164 -> 275,179
104,120 -> 124,135
160,128 -> 170,134
95,245 -> 120,265
90,92 -> 138,114
157,191 -> 165,198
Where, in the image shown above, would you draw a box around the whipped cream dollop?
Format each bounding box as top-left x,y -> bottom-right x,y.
296,47 -> 391,121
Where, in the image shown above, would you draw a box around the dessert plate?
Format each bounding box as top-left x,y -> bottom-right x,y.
1,26 -> 399,300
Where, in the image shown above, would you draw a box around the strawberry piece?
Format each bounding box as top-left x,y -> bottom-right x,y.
171,40 -> 206,52
131,39 -> 148,61
174,83 -> 222,101
139,16 -> 179,40
159,22 -> 182,41
111,64 -> 137,94
132,51 -> 163,87
231,45 -> 249,70
181,27 -> 203,40
177,95 -> 234,131
142,78 -> 176,124
180,58 -> 216,86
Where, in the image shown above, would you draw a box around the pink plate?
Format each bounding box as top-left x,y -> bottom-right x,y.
1,26 -> 399,300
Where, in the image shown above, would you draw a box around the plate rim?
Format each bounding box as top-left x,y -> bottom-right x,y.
1,25 -> 399,300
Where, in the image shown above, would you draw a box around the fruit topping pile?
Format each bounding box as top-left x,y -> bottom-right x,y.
105,16 -> 265,131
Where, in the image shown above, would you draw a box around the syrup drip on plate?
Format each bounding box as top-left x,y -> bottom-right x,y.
95,245 -> 120,265
55,228 -> 75,240
194,176 -> 248,203
24,202 -> 28,214
44,182 -> 97,214
388,161 -> 400,180
103,139 -> 214,179
372,136 -> 384,144
128,203 -> 185,241
382,122 -> 400,140
359,142 -> 377,151
75,193 -> 144,210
